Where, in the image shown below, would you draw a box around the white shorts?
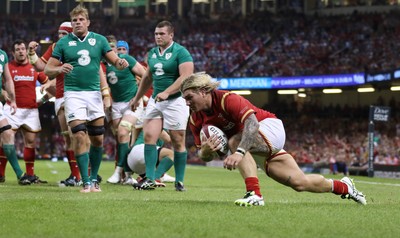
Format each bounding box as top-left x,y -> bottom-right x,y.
253,118 -> 286,172
127,144 -> 161,175
54,97 -> 65,116
0,103 -> 5,120
144,96 -> 189,130
3,104 -> 41,132
111,100 -> 143,121
134,108 -> 146,129
64,91 -> 105,123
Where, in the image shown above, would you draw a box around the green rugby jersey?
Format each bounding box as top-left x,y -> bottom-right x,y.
0,49 -> 9,89
52,32 -> 111,91
105,53 -> 138,102
147,42 -> 193,99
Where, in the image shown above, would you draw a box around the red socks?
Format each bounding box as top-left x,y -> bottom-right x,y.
0,148 -> 7,177
66,150 -> 80,180
23,147 -> 35,176
245,177 -> 262,197
332,180 -> 349,195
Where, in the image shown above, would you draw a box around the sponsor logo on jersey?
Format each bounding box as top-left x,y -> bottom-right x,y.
88,38 -> 96,46
0,55 -> 4,62
165,53 -> 172,60
14,75 -> 34,81
69,41 -> 77,46
151,53 -> 156,58
68,113 -> 75,119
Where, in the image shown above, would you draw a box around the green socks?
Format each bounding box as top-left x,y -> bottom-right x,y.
89,146 -> 103,181
155,157 -> 174,180
76,152 -> 90,184
3,144 -> 23,179
144,144 -> 157,181
174,150 -> 187,183
117,142 -> 129,170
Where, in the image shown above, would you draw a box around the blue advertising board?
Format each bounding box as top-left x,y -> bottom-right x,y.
217,73 -> 365,90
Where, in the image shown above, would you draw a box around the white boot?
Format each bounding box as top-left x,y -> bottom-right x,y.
107,166 -> 123,184
122,172 -> 137,185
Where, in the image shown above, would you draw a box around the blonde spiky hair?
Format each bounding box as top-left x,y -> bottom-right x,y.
180,72 -> 220,93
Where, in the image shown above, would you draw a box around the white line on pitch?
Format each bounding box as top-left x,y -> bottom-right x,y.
356,180 -> 400,187
45,162 -> 58,174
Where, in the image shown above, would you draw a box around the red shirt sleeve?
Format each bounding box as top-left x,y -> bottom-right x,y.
38,71 -> 48,84
41,43 -> 55,63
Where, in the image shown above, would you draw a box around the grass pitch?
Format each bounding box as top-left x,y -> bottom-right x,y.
0,160 -> 399,238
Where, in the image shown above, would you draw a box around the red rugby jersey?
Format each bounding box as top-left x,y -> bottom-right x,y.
189,90 -> 276,147
41,43 -> 64,99
8,61 -> 48,108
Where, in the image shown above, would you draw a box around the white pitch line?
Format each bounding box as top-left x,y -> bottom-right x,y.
46,162 -> 58,174
356,180 -> 400,187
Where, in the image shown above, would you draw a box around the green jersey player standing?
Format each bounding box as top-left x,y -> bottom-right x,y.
130,20 -> 194,191
44,4 -> 129,193
0,49 -> 21,183
105,39 -> 146,185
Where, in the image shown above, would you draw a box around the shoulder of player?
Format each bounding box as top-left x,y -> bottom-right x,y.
171,42 -> 189,52
56,35 -> 71,45
91,32 -> 109,41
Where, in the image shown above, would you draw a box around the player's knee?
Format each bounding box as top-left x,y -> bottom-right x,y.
119,120 -> 133,132
0,125 -> 14,143
71,123 -> 87,134
0,124 -> 12,132
0,124 -> 12,134
118,121 -> 132,139
87,125 -> 105,136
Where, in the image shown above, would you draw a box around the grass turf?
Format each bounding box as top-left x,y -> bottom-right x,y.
0,160 -> 399,238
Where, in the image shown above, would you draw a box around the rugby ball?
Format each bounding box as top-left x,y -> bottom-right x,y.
199,125 -> 229,156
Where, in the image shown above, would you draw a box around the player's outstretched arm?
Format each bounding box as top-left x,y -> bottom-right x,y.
104,51 -> 128,71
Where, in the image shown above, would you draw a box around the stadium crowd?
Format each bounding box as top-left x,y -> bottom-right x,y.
2,10 -> 400,78
1,9 -> 400,176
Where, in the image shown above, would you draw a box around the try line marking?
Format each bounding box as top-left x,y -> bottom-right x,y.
356,180 -> 400,187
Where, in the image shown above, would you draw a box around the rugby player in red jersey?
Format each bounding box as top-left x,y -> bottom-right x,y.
181,72 -> 367,206
5,39 -> 49,185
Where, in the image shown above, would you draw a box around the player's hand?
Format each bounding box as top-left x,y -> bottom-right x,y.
103,96 -> 111,109
129,97 -> 139,111
9,101 -> 17,115
58,63 -> 73,74
28,41 -> 39,55
202,135 -> 223,153
223,153 -> 244,171
115,58 -> 129,70
155,92 -> 169,102
40,84 -> 49,94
